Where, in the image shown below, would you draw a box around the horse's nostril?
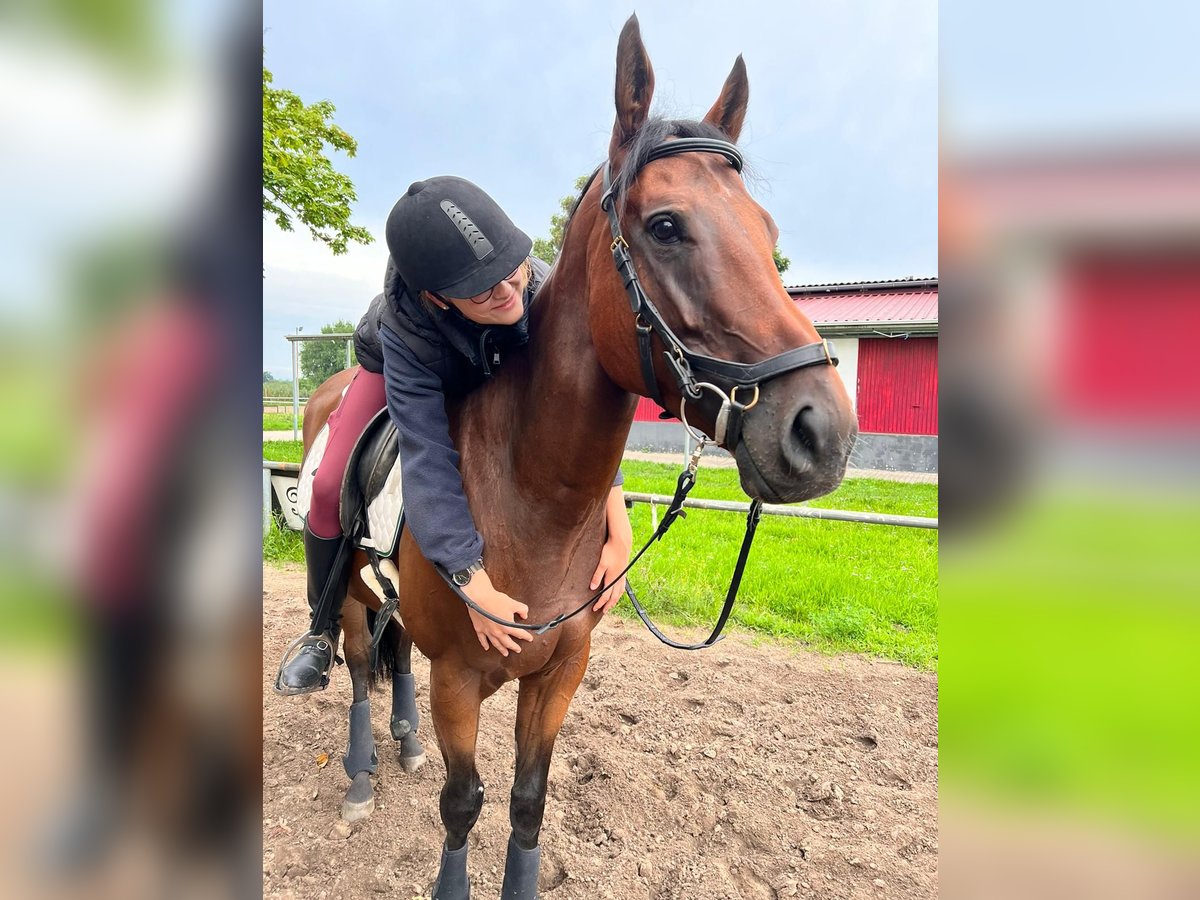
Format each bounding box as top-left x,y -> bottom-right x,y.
791,405 -> 818,458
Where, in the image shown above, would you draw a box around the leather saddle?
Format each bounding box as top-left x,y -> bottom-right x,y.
337,408 -> 404,556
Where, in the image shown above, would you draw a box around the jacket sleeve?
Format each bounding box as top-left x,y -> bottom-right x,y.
379,324 -> 484,572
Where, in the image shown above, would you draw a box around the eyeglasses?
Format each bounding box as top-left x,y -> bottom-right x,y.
456,265 -> 524,305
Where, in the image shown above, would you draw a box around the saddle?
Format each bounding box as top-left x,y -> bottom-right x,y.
296,408 -> 405,557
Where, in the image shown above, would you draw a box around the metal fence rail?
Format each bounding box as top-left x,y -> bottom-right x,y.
264,396 -> 310,406
624,491 -> 937,529
262,460 -> 937,535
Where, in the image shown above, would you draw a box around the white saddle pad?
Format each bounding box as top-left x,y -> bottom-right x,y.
296,420 -> 404,557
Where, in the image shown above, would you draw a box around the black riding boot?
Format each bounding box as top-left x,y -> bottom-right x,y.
274,525 -> 351,695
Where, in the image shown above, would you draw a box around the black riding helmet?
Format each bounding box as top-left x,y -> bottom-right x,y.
385,176 -> 533,298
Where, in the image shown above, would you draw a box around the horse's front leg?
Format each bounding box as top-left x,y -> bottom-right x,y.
503,642 -> 590,899
429,659 -> 488,900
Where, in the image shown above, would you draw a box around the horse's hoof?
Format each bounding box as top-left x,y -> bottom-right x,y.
400,750 -> 427,774
341,771 -> 375,822
341,794 -> 374,822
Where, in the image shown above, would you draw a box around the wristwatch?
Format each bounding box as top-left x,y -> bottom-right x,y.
451,558 -> 485,587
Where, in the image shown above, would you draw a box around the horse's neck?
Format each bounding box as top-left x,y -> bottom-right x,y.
458,248 -> 634,548
524,269 -> 635,508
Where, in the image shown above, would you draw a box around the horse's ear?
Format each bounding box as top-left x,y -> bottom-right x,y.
703,55 -> 749,142
610,14 -> 655,158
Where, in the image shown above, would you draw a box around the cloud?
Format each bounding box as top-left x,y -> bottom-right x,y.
261,0 -> 939,367
262,225 -> 389,374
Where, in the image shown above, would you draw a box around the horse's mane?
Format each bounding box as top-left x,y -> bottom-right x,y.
453,127 -> 729,460
495,118 -> 741,405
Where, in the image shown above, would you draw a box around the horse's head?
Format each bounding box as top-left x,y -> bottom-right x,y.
584,16 -> 858,503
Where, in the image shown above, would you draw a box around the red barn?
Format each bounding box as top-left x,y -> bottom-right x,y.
956,148 -> 1200,430
791,277 -> 938,472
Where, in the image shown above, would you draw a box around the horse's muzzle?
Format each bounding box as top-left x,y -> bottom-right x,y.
735,383 -> 857,503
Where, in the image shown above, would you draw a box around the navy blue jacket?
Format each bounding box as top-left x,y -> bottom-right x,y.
355,256 -> 621,572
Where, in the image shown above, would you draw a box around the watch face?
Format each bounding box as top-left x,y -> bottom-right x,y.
451,560 -> 482,587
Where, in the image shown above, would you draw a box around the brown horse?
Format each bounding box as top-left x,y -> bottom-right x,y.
299,14 -> 856,898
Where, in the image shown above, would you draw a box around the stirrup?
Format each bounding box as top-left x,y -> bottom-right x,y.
272,631 -> 336,696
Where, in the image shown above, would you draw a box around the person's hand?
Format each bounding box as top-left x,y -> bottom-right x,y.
590,536 -> 631,613
461,569 -> 534,656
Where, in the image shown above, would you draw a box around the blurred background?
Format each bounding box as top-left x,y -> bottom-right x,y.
0,1 -> 260,898
941,1 -> 1199,897
1,0 -> 1197,897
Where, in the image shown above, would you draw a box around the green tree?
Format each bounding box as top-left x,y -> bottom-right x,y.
263,371 -> 275,383
773,247 -> 791,277
263,64 -> 373,255
532,175 -> 590,264
300,321 -> 357,389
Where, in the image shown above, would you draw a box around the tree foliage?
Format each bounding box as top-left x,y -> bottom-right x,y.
299,321 -> 357,389
263,370 -> 275,383
263,64 -> 373,255
773,246 -> 791,277
531,176 -> 590,264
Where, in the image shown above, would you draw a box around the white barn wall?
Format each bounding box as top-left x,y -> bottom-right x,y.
830,336 -> 859,409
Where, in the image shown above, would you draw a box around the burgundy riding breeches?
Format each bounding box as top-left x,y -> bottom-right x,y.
307,368 -> 386,538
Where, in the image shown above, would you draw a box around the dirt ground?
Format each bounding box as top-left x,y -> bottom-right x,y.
263,564 -> 938,899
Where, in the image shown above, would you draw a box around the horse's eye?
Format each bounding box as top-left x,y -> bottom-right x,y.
648,216 -> 680,244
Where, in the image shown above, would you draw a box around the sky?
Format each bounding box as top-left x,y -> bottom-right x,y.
262,1 -> 938,377
940,0 -> 1200,149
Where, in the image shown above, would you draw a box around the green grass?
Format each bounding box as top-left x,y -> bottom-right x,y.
618,459 -> 939,516
941,489 -> 1200,837
263,412 -> 303,431
263,440 -> 305,464
263,516 -> 305,563
0,365 -> 72,487
0,566 -> 79,650
262,447 -> 937,668
618,466 -> 937,668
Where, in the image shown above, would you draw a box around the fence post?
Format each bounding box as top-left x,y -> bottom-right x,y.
263,467 -> 272,538
291,337 -> 300,442
346,338 -> 352,370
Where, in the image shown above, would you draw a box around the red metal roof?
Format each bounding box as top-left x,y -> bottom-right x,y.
958,148 -> 1200,236
787,279 -> 938,327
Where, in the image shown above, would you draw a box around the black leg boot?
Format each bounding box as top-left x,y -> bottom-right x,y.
432,842 -> 470,900
273,524 -> 351,695
500,833 -> 542,899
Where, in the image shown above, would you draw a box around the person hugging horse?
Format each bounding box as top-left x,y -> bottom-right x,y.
275,176 -> 632,696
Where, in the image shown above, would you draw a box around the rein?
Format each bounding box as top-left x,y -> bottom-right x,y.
433,439 -> 762,650
416,136 -> 839,651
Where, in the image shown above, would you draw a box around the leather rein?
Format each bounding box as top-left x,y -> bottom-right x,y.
419,137 -> 839,651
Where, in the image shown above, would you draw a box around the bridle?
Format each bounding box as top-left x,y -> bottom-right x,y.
409,136 -> 841,651
599,136 -> 839,451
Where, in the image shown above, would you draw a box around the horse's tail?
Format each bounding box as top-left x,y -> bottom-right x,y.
363,611 -> 401,690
